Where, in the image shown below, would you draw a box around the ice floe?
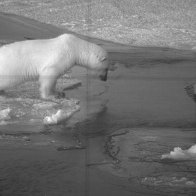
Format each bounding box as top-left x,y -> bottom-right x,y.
0,96 -> 81,126
161,144 -> 196,160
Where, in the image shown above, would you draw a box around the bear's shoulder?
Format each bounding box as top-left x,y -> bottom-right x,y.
57,34 -> 78,42
55,34 -> 82,52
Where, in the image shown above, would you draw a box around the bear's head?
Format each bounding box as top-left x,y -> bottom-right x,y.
75,37 -> 109,81
87,44 -> 109,81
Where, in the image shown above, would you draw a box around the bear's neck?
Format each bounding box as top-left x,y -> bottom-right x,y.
76,40 -> 92,69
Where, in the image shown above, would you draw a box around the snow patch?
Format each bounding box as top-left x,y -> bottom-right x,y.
161,144 -> 196,160
142,176 -> 196,187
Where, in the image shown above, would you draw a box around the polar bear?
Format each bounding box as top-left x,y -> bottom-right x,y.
0,34 -> 109,99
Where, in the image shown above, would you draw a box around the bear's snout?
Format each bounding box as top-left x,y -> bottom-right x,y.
99,68 -> 108,81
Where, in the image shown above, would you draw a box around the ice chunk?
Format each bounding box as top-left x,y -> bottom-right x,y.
62,79 -> 82,91
0,108 -> 12,125
188,144 -> 196,154
161,144 -> 196,160
186,181 -> 195,186
43,105 -> 80,125
0,108 -> 11,121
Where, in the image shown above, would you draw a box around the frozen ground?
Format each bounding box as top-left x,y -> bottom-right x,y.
0,0 -> 196,49
0,77 -> 82,126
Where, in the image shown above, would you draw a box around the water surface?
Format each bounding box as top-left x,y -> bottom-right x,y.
0,47 -> 196,196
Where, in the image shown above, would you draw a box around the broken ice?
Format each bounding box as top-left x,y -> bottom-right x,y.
43,105 -> 80,125
161,144 -> 196,160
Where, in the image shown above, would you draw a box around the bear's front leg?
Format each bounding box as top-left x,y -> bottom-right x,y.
39,67 -> 59,100
39,67 -> 66,101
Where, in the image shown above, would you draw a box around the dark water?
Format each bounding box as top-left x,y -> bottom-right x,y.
0,47 -> 196,196
70,47 -> 196,129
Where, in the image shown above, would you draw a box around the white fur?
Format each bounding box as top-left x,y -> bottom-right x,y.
0,34 -> 108,99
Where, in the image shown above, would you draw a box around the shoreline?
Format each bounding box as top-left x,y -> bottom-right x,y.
0,0 -> 196,50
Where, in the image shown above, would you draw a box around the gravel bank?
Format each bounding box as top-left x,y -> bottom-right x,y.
0,0 -> 195,49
